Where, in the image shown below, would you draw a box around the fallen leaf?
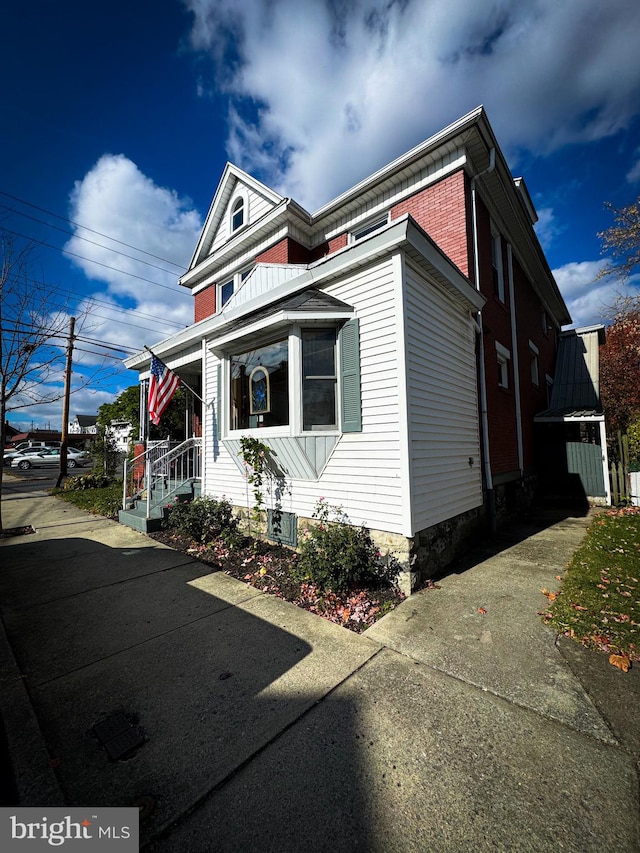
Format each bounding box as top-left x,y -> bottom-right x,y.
478,607 -> 487,615
608,654 -> 631,673
570,603 -> 588,611
541,589 -> 557,601
555,575 -> 563,581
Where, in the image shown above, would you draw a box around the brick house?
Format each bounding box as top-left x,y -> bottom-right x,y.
124,106 -> 572,593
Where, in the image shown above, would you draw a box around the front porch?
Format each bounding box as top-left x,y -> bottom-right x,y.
119,437 -> 203,533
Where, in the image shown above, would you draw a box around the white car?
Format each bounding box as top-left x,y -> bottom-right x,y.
11,447 -> 91,470
3,448 -> 34,466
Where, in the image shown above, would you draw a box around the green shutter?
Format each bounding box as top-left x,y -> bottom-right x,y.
339,319 -> 362,433
215,364 -> 222,440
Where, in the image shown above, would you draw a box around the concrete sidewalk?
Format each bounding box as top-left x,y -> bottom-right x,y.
0,477 -> 638,851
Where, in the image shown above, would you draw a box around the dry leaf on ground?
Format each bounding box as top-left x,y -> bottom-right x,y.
608,654 -> 631,673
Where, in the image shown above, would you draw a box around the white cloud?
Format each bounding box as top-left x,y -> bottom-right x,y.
534,207 -> 561,250
183,0 -> 640,210
552,259 -> 640,327
64,154 -> 201,345
627,153 -> 640,183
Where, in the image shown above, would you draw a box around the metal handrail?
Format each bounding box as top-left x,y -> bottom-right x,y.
122,439 -> 173,510
146,437 -> 202,518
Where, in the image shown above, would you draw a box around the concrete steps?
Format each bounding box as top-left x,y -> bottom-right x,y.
118,480 -> 201,533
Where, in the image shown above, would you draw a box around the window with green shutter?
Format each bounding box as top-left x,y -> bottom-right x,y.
339,319 -> 362,433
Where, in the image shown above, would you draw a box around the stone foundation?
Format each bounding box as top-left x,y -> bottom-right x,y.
231,473 -> 538,597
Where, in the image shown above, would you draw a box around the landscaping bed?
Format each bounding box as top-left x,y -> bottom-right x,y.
149,528 -> 405,633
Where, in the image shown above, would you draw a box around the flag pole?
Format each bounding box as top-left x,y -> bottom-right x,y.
144,346 -> 208,407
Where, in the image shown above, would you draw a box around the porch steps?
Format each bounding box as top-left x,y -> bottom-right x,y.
118,481 -> 200,534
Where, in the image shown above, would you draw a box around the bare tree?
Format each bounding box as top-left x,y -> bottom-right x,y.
597,196 -> 640,282
0,235 -> 93,530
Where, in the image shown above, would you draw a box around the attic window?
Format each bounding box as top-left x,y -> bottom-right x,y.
232,197 -> 244,231
351,214 -> 389,242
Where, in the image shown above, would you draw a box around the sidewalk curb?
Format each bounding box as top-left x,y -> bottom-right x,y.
0,614 -> 65,805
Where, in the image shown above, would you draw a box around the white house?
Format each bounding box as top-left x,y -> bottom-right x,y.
123,107 -> 573,592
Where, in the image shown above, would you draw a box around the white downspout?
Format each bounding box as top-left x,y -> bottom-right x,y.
507,244 -> 524,474
470,147 -> 496,535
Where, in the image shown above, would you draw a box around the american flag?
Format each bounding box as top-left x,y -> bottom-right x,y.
148,354 -> 181,426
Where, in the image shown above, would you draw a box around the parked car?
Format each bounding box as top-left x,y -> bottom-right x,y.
10,441 -> 61,452
3,447 -> 37,466
11,447 -> 91,470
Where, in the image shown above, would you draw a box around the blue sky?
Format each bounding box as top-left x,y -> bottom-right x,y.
3,0 -> 640,431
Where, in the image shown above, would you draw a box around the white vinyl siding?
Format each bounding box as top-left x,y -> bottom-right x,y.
404,263 -> 482,530
209,187 -> 276,255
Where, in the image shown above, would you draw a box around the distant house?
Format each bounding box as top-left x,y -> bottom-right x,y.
124,106 -> 577,592
107,419 -> 133,453
69,415 -> 98,435
535,325 -> 610,505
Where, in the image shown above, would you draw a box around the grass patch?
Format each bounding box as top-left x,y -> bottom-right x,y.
542,507 -> 640,661
51,480 -> 123,519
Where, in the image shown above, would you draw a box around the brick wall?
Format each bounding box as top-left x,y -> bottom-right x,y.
310,233 -> 349,262
194,285 -> 216,323
256,237 -> 310,264
512,256 -> 557,468
474,195 -> 519,475
391,170 -> 471,276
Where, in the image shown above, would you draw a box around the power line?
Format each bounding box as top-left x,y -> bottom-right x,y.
1,319 -> 140,355
0,203 -> 183,277
3,272 -> 187,330
3,225 -> 185,292
0,189 -> 187,269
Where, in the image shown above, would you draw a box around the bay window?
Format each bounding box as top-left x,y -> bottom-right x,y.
224,319 -> 360,436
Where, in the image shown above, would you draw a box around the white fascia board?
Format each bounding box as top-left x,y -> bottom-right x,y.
208,309 -> 355,355
534,414 -> 605,423
124,215 -> 481,370
189,163 -> 286,270
311,106 -> 484,220
180,199 -> 292,288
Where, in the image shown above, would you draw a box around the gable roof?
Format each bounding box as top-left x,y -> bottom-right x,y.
189,163 -> 285,270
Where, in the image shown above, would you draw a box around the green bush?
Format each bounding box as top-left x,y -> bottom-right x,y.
164,495 -> 240,544
294,499 -> 399,592
63,473 -> 114,491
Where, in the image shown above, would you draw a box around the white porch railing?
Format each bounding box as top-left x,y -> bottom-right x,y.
122,438 -> 202,518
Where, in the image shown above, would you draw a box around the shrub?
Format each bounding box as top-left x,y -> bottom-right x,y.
63,473 -> 114,491
164,495 -> 240,544
294,499 -> 399,592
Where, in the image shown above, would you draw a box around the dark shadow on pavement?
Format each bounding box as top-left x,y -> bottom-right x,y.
0,537 -> 373,848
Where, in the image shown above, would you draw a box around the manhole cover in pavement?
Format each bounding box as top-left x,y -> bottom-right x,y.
93,713 -> 145,760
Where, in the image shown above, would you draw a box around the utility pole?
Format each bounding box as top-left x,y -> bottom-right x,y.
56,317 -> 76,488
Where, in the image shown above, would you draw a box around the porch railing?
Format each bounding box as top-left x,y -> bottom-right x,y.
122,437 -> 202,517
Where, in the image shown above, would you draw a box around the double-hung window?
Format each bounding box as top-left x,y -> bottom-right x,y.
302,329 -> 337,430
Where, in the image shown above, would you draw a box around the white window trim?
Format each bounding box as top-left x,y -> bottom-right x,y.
223,323 -> 343,440
496,340 -> 510,388
218,266 -> 252,312
350,212 -> 390,243
529,340 -> 540,386
229,187 -> 249,234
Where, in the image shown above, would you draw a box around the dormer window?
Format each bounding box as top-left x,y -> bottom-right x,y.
232,197 -> 244,231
